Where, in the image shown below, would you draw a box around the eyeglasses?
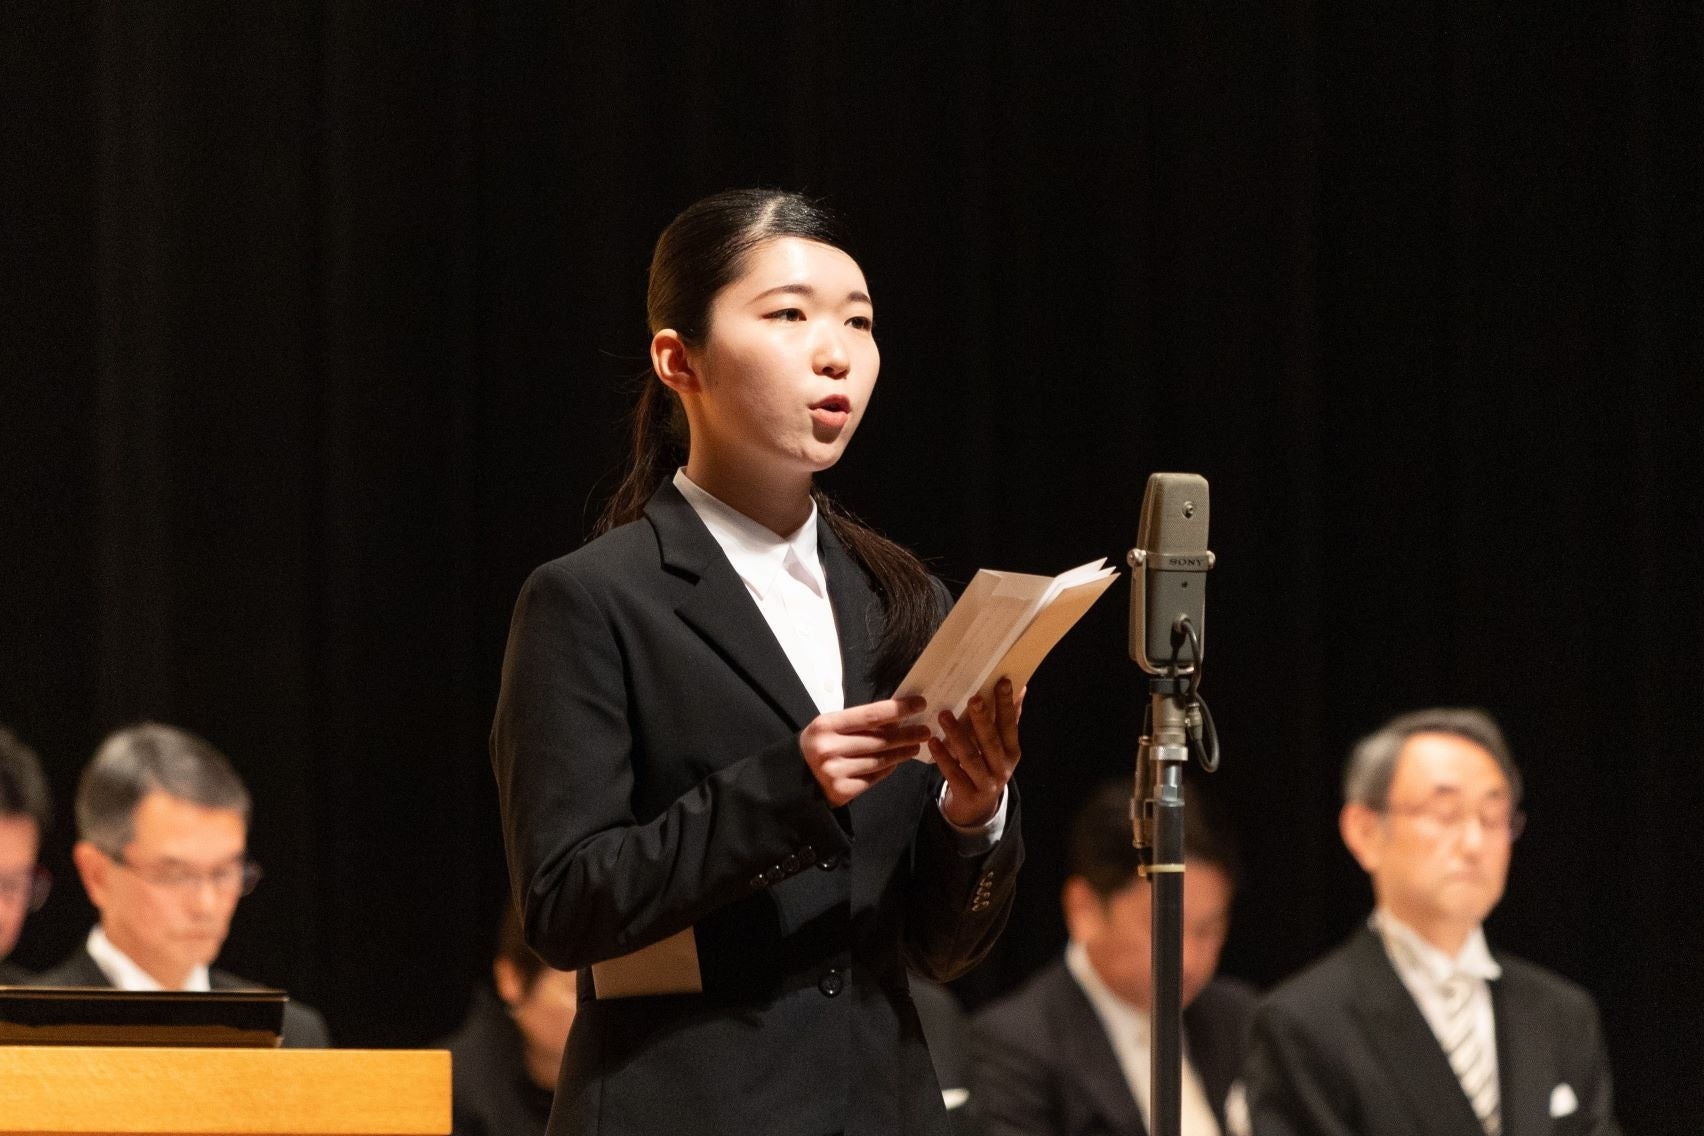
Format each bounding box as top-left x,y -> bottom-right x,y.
1382,798 -> 1526,842
105,851 -> 263,897
0,866 -> 51,912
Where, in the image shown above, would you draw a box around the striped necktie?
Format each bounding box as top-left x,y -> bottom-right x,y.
1440,974 -> 1500,1136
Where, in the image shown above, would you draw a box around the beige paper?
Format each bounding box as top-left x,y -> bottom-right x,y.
897,558 -> 1118,752
590,926 -> 703,998
978,573 -> 1118,702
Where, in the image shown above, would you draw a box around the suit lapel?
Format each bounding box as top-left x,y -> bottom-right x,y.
1490,961 -> 1549,1136
1346,928 -> 1487,1136
64,945 -> 110,986
819,520 -> 879,708
645,482 -> 821,733
1182,991 -> 1234,1130
1054,966 -> 1150,1136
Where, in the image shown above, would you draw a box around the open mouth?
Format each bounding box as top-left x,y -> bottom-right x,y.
810,395 -> 852,429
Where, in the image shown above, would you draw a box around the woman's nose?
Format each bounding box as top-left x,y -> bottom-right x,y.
813,327 -> 850,377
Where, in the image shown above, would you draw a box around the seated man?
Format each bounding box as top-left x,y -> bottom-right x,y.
0,725 -> 53,983
911,973 -> 978,1133
1244,707 -> 1617,1135
443,903 -> 577,1136
970,779 -> 1255,1136
36,722 -> 329,1046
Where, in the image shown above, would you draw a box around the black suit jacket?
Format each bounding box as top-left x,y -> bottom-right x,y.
968,957 -> 1257,1136
1243,926 -> 1618,1136
34,942 -> 331,1048
441,985 -> 554,1136
491,482 -> 1024,1136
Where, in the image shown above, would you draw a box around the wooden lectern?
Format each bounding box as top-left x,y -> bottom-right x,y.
0,1046 -> 451,1135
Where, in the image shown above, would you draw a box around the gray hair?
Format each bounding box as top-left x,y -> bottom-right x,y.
76,723 -> 250,853
0,725 -> 52,831
1343,707 -> 1523,810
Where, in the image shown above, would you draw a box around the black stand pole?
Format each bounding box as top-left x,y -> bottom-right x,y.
1136,677 -> 1190,1136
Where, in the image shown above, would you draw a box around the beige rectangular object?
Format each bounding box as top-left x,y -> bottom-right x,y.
590,926 -> 702,999
0,1046 -> 450,1135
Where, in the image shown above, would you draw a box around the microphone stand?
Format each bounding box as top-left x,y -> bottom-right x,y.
1134,676 -> 1190,1136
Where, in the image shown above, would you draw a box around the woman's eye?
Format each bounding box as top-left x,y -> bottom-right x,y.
766,308 -> 805,322
847,315 -> 874,332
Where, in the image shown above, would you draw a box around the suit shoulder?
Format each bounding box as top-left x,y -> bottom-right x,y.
1260,938 -> 1361,1017
29,948 -> 104,987
1493,951 -> 1604,1018
282,999 -> 332,1047
527,520 -> 661,589
1195,974 -> 1260,1020
973,958 -> 1077,1040
211,968 -> 331,1047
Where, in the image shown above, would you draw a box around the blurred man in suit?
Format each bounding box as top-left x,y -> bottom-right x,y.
36,722 -> 329,1046
444,903 -> 577,1136
970,779 -> 1255,1136
0,725 -> 53,982
1244,707 -> 1617,1135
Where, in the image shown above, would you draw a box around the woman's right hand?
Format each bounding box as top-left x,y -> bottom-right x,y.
800,696 -> 932,807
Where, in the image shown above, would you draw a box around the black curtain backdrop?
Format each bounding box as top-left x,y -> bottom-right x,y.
4,4 -> 1700,1131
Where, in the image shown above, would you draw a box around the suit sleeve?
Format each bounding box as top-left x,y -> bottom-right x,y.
900,576 -> 1024,982
1243,997 -> 1360,1136
902,787 -> 1023,982
490,559 -> 852,972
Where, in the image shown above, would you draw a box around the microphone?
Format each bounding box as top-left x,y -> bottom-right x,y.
1126,471 -> 1217,1136
1128,472 -> 1213,675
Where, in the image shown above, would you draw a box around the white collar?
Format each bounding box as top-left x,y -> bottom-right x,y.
1371,908 -> 1502,985
86,924 -> 213,992
672,469 -> 826,601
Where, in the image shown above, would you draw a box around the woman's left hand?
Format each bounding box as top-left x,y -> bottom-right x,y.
930,677 -> 1024,828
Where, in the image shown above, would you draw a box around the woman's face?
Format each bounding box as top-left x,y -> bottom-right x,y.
682,236 -> 879,481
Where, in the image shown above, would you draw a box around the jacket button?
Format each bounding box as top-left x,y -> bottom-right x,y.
781,854 -> 799,874
817,855 -> 839,871
818,969 -> 844,997
751,874 -> 768,889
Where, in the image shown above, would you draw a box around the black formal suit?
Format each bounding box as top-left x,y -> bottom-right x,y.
968,958 -> 1257,1136
441,985 -> 554,1136
1243,926 -> 1617,1136
33,942 -> 331,1047
491,481 -> 1024,1136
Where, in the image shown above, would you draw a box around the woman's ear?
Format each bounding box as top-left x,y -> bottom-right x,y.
650,329 -> 700,395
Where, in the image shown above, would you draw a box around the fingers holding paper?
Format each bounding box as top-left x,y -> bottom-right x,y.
802,695 -> 934,808
932,678 -> 1024,828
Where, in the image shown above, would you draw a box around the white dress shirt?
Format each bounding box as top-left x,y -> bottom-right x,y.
86,924 -> 212,992
672,470 -> 1006,844
673,469 -> 844,714
1372,909 -> 1502,1096
1065,941 -> 1230,1136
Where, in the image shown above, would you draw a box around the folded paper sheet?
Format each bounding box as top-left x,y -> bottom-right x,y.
897,558 -> 1118,754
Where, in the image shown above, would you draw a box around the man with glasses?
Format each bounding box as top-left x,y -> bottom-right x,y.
0,725 -> 54,982
36,722 -> 329,1046
1243,708 -> 1617,1135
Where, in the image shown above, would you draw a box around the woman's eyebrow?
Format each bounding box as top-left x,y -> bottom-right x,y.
749,283 -> 872,305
